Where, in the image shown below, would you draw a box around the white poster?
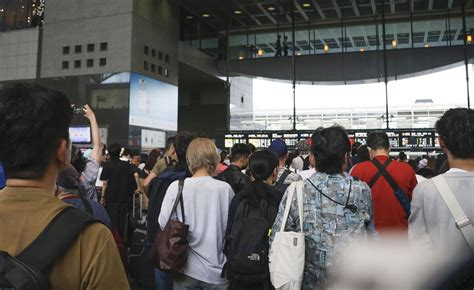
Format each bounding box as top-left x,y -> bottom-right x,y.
141,129 -> 166,149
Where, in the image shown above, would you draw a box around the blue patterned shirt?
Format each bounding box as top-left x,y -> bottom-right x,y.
270,172 -> 374,289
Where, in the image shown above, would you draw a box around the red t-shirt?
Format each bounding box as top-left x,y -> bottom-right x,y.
351,155 -> 417,235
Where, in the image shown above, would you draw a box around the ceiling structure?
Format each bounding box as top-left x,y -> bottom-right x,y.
178,0 -> 474,58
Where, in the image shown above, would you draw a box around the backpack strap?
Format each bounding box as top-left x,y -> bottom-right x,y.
432,176 -> 474,252
371,158 -> 411,218
15,206 -> 98,273
276,170 -> 291,187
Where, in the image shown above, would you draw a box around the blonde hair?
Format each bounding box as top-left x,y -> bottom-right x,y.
186,138 -> 220,175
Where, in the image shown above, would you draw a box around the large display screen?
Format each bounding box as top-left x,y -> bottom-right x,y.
129,73 -> 178,131
69,126 -> 91,144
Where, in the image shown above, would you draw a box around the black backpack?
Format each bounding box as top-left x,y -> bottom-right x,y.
146,168 -> 187,246
224,199 -> 275,285
274,169 -> 292,196
0,207 -> 98,290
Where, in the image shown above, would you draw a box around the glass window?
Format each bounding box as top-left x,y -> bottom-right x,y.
99,58 -> 107,66
75,45 -> 82,54
87,43 -> 95,52
62,61 -> 69,70
63,46 -> 70,55
74,60 -> 81,68
100,42 -> 108,51
144,46 -> 149,55
87,59 -> 94,67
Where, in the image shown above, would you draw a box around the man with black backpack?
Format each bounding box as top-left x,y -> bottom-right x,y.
147,132 -> 195,290
0,83 -> 129,289
268,139 -> 302,197
351,131 -> 417,237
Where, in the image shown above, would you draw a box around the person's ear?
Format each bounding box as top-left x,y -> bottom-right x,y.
56,139 -> 70,168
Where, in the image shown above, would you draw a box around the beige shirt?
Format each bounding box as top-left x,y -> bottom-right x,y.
0,186 -> 130,290
151,155 -> 177,176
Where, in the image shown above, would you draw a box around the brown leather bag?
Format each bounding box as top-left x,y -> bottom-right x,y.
149,179 -> 189,274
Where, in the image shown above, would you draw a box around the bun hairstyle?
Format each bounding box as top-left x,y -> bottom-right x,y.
249,150 -> 279,181
312,125 -> 351,175
242,149 -> 279,206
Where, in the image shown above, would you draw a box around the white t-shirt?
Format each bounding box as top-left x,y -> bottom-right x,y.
159,176 -> 234,284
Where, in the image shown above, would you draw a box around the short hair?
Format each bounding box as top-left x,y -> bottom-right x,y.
174,132 -> 196,163
165,137 -> 175,151
436,108 -> 474,159
108,143 -> 122,158
312,126 -> 351,174
367,131 -> 390,151
230,143 -> 251,162
0,83 -> 73,179
398,151 -> 407,161
186,138 -> 220,175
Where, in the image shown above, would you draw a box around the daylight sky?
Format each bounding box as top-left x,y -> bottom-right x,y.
253,64 -> 470,112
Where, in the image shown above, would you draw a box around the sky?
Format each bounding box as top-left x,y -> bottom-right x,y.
253,64 -> 470,112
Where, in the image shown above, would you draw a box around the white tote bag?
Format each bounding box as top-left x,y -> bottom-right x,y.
269,181 -> 305,290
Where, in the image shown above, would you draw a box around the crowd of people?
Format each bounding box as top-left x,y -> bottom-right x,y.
0,83 -> 473,290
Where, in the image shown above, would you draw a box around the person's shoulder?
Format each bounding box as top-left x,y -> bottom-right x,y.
392,159 -> 416,174
212,178 -> 234,193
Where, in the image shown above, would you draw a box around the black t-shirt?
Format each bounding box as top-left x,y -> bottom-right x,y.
100,158 -> 137,204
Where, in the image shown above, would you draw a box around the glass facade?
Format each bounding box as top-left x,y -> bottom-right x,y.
0,0 -> 44,32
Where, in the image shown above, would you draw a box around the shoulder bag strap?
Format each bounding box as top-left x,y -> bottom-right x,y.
15,207 -> 98,272
295,181 -> 304,232
164,179 -> 185,228
432,176 -> 474,252
372,159 -> 411,217
368,158 -> 391,188
279,182 -> 296,232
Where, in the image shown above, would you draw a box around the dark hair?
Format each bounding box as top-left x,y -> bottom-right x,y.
436,108 -> 474,159
230,143 -> 251,163
408,159 -> 419,172
398,151 -> 407,162
351,142 -> 362,156
220,150 -> 228,163
367,131 -> 390,150
71,146 -> 87,174
247,143 -> 256,154
122,148 -> 132,158
312,126 -> 351,174
108,143 -> 122,158
417,167 -> 434,179
356,145 -> 370,162
145,149 -> 160,171
174,132 -> 196,163
165,137 -> 175,152
241,150 -> 279,206
0,83 -> 73,179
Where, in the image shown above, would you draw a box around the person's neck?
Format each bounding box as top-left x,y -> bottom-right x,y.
192,168 -> 211,177
279,160 -> 286,168
371,149 -> 389,159
5,164 -> 57,193
448,154 -> 474,172
230,162 -> 242,170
